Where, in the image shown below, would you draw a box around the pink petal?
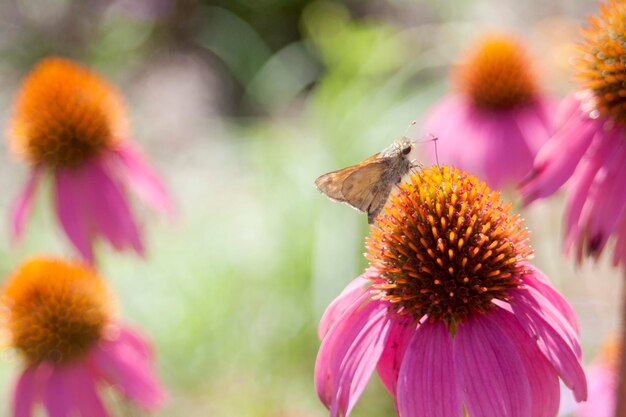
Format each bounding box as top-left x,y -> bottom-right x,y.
612,216 -> 626,266
89,327 -> 165,409
512,98 -> 554,153
489,307 -> 560,417
318,276 -> 370,340
520,112 -> 599,203
12,367 -> 38,417
10,168 -> 43,242
510,287 -> 587,401
376,316 -> 414,397
397,320 -> 462,417
43,364 -> 108,417
521,267 -> 579,332
55,168 -> 94,262
83,160 -> 144,255
455,313 -> 532,417
315,299 -> 391,417
110,144 -> 173,215
554,94 -> 582,130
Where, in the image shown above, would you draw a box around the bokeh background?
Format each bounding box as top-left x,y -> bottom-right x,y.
0,0 -> 618,416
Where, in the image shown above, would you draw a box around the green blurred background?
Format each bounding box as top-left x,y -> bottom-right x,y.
0,0 -> 619,416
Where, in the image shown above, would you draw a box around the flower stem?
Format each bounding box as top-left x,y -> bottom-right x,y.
616,271 -> 626,417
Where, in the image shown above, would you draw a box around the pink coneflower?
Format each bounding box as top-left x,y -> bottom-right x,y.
1,257 -> 165,416
8,57 -> 171,263
315,166 -> 586,417
422,34 -> 553,189
520,1 -> 626,268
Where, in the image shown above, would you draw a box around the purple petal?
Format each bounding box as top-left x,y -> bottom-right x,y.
554,94 -> 583,130
89,326 -> 165,409
455,313 -> 532,417
376,316 -> 415,397
521,266 -> 579,332
82,160 -> 144,255
110,144 -> 173,215
489,307 -> 560,417
510,287 -> 587,401
12,367 -> 38,417
42,365 -> 107,417
10,168 -> 43,242
520,111 -> 599,203
319,276 -> 370,340
55,168 -> 94,262
397,320 -> 462,417
315,299 -> 391,417
512,98 -> 554,153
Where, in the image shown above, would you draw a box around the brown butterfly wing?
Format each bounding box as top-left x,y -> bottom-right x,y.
340,159 -> 393,223
315,154 -> 380,202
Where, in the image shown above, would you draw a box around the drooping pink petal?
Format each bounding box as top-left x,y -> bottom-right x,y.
455,312 -> 532,417
315,299 -> 391,417
397,320 -> 462,417
65,366 -> 109,417
89,327 -> 165,409
520,112 -> 599,203
563,129 -> 615,258
319,276 -> 370,340
554,94 -> 583,130
10,167 -> 43,242
512,98 -> 554,153
579,135 -> 626,258
489,307 -> 560,417
42,366 -> 74,417
510,287 -> 587,401
54,168 -> 94,262
521,267 -> 579,332
83,159 -> 144,255
12,367 -> 38,417
376,315 -> 415,397
110,144 -> 173,215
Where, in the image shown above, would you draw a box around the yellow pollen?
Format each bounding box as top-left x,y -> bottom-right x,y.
365,166 -> 532,328
1,258 -> 113,364
455,34 -> 538,110
8,57 -> 128,168
576,0 -> 626,125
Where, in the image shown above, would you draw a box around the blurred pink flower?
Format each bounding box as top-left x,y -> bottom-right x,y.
574,338 -> 619,417
2,257 -> 165,416
422,34 -> 553,189
8,57 -> 172,263
521,1 -> 626,266
315,166 -> 586,417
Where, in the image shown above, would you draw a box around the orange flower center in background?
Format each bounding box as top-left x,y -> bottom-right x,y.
366,166 -> 532,330
1,258 -> 113,364
577,0 -> 626,125
455,35 -> 538,110
8,57 -> 128,168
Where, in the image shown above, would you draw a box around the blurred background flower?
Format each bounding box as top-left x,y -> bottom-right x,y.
1,257 -> 164,416
0,1 -> 618,416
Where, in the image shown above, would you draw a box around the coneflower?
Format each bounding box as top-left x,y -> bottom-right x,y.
2,257 -> 164,416
8,57 -> 172,263
315,166 -> 586,417
422,34 -> 553,189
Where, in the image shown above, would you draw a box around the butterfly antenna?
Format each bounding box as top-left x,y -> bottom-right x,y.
404,120 -> 417,136
433,135 -> 440,167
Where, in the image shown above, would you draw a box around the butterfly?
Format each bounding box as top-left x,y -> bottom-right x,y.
315,138 -> 419,224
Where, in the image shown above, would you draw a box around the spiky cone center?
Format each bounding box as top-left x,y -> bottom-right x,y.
8,57 -> 128,168
576,0 -> 626,125
366,166 -> 533,331
455,35 -> 538,110
1,258 -> 113,364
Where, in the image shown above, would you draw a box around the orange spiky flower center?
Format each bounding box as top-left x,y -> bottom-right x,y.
8,57 -> 128,168
455,35 -> 538,110
576,0 -> 626,125
366,166 -> 533,330
1,258 -> 113,364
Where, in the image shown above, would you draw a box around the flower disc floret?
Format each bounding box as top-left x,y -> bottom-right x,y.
1,258 -> 113,364
366,166 -> 533,328
8,57 -> 128,168
455,35 -> 537,110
